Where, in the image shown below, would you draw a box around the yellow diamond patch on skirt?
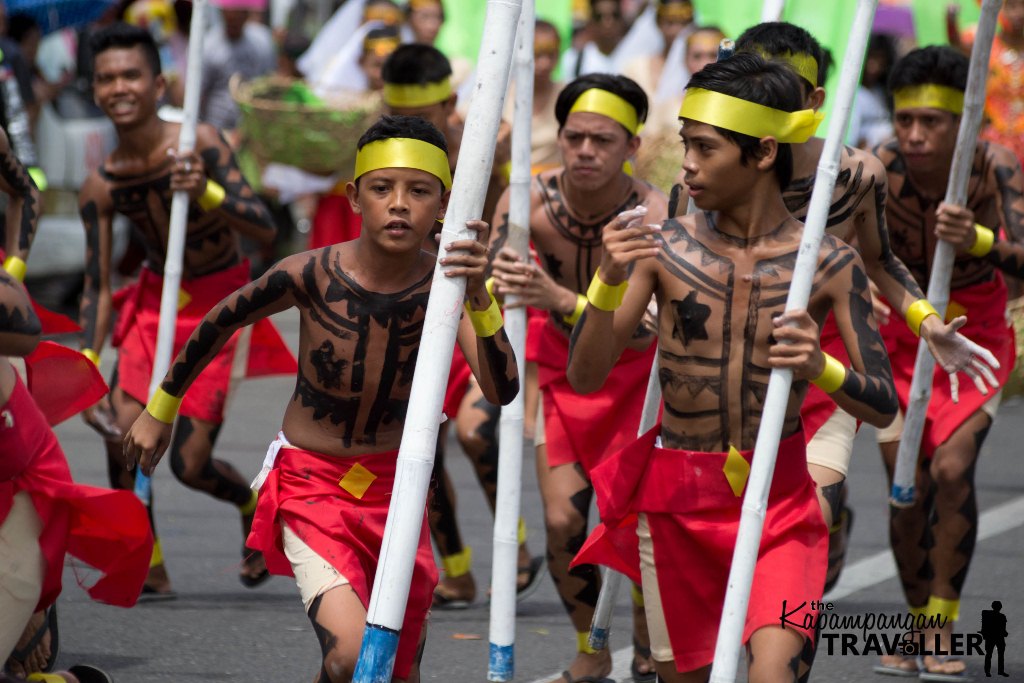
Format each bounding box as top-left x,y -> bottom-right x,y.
177,288 -> 192,311
723,445 -> 750,497
338,462 -> 377,499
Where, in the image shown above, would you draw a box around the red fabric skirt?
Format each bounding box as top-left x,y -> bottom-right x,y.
24,341 -> 108,426
112,261 -> 296,423
0,248 -> 80,334
0,375 -> 152,610
247,445 -> 437,679
879,275 -> 1016,456
534,319 -> 656,473
574,426 -> 827,672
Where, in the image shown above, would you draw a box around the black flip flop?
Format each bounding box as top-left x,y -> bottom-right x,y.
631,636 -> 657,683
7,604 -> 59,673
516,555 -> 545,603
136,585 -> 177,603
67,664 -> 114,683
240,546 -> 271,588
559,671 -> 615,683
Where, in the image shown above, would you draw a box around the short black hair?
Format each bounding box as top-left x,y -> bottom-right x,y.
356,115 -> 449,188
888,46 -> 968,96
684,52 -> 805,188
90,22 -> 162,77
382,43 -> 452,85
555,73 -> 649,135
7,13 -> 40,44
735,21 -> 830,90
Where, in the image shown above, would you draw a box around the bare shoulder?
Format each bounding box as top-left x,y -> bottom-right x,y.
871,139 -> 901,170
78,170 -> 113,213
846,145 -> 887,182
819,233 -> 862,273
983,140 -> 1023,178
194,122 -> 228,149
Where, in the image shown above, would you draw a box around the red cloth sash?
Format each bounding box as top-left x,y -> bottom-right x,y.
535,319 -> 656,473
574,426 -> 827,672
879,275 -> 1015,457
801,313 -> 851,442
0,375 -> 152,610
112,261 -> 296,423
24,341 -> 108,426
247,445 -> 437,679
0,248 -> 81,334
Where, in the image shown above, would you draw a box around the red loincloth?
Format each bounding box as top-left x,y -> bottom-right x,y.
248,444 -> 437,679
573,425 -> 827,672
801,313 -> 852,443
112,261 -> 296,423
24,341 -> 108,426
0,375 -> 152,610
879,275 -> 1016,457
0,248 -> 81,334
534,318 -> 656,473
310,189 -> 363,249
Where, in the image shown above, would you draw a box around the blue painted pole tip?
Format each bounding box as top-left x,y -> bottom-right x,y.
589,627 -> 610,651
890,484 -> 915,508
487,643 -> 514,681
352,623 -> 401,683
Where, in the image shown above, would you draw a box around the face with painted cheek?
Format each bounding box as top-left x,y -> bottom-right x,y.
384,99 -> 454,141
679,119 -> 766,212
349,167 -> 448,254
558,111 -> 636,191
893,107 -> 959,176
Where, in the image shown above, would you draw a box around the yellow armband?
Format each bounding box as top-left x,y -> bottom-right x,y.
81,348 -> 101,368
2,255 -> 26,282
967,223 -> 994,257
811,353 -> 847,394
586,269 -> 628,311
906,299 -> 939,337
197,179 -> 226,211
563,293 -> 588,326
485,276 -> 495,298
465,292 -> 504,337
146,388 -> 183,424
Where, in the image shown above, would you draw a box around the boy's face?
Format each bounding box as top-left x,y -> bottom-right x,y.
359,51 -> 389,91
347,167 -> 449,253
384,99 -> 453,140
685,33 -> 720,76
93,46 -> 165,128
679,119 -> 773,210
558,111 -> 639,191
893,107 -> 958,175
409,4 -> 443,44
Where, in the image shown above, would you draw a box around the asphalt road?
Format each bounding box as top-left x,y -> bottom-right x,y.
45,308 -> 1024,682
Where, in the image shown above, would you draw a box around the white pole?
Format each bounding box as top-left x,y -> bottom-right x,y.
707,2 -> 877,680
889,0 -> 1001,507
134,0 -> 208,503
760,0 -> 785,22
487,0 -> 534,679
351,0 -> 523,680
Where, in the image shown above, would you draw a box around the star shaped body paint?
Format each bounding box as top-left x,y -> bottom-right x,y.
671,290 -> 711,346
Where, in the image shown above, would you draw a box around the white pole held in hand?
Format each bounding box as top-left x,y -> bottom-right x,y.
708,2 -> 877,680
135,0 -> 208,503
889,0 -> 1001,507
488,0 -> 534,678
352,0 -> 523,680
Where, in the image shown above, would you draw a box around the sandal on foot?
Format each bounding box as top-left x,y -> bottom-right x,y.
432,585 -> 473,610
136,585 -> 177,603
631,636 -> 657,683
7,604 -> 59,674
919,656 -> 970,682
873,657 -> 921,677
559,671 -> 615,683
67,665 -> 114,683
240,546 -> 271,588
516,555 -> 545,603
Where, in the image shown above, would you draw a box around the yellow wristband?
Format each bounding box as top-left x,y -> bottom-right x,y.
146,387 -> 183,424
586,269 -> 628,311
563,293 -> 588,326
485,276 -> 495,298
3,255 -> 27,282
465,292 -> 504,337
906,299 -> 939,337
811,353 -> 846,394
81,348 -> 101,367
197,179 -> 226,211
967,223 -> 994,257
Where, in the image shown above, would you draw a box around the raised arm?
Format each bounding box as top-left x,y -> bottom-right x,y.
0,267 -> 41,356
172,124 -> 277,246
78,173 -> 117,356
0,127 -> 41,266
124,257 -> 303,473
567,207 -> 660,394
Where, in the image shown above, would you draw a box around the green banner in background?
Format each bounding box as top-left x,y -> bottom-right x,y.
436,0 -> 574,67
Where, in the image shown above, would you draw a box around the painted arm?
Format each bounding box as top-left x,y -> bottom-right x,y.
78,174 -> 117,355
0,127 -> 41,263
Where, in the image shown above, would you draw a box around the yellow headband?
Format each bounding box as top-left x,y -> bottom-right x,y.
678,87 -> 824,143
364,5 -> 403,25
568,88 -> 640,135
364,36 -> 400,58
657,2 -> 693,22
755,48 -> 819,88
409,0 -> 441,9
383,77 -> 453,108
893,84 -> 964,115
354,138 -> 452,189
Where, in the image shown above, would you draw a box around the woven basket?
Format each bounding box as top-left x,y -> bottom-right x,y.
231,75 -> 382,176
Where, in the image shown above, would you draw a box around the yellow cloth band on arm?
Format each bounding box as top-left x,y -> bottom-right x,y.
678,87 -> 824,143
586,269 -> 628,311
441,546 -> 472,577
906,299 -> 939,337
383,77 -> 452,108
354,137 -> 453,189
968,224 -> 994,257
82,348 -> 101,367
564,293 -> 588,326
2,255 -> 26,282
577,631 -> 599,654
755,48 -> 819,88
465,293 -> 504,337
811,353 -> 847,394
146,387 -> 182,424
27,166 -> 48,192
569,88 -> 641,135
197,179 -> 226,211
893,84 -> 964,115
